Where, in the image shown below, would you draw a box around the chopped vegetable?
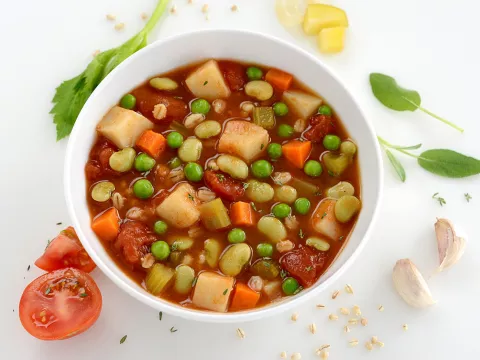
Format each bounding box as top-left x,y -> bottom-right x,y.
230,283 -> 261,310
136,130 -> 166,159
218,120 -> 269,163
282,90 -> 322,119
311,199 -> 342,240
290,177 -> 319,197
252,107 -> 275,129
91,208 -> 120,241
251,259 -> 280,280
265,69 -> 293,91
156,183 -> 200,228
185,60 -> 231,100
282,140 -> 312,169
323,152 -> 350,176
231,201 -> 255,227
303,4 -> 348,35
145,263 -> 175,295
199,198 -> 231,230
192,272 -> 234,312
318,27 -> 346,54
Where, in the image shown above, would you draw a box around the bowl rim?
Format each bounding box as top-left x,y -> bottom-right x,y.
64,28 -> 383,323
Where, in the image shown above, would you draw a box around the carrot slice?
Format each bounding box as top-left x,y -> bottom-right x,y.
91,208 -> 120,241
230,283 -> 260,311
265,69 -> 293,91
230,201 -> 254,227
135,130 -> 166,159
282,140 -> 312,168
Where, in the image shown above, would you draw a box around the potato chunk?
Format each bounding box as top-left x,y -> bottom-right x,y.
156,183 -> 200,228
185,60 -> 231,100
283,90 -> 322,119
97,106 -> 153,149
318,27 -> 346,54
218,120 -> 269,163
192,272 -> 234,312
311,199 -> 342,240
303,4 -> 349,36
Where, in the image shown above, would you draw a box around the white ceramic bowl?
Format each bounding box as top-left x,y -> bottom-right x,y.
65,29 -> 383,323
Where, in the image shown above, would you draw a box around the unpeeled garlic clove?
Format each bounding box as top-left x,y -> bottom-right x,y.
435,218 -> 466,273
392,259 -> 436,308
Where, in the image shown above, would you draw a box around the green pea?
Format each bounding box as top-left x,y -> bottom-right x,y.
168,157 -> 182,169
151,241 -> 170,260
134,153 -> 156,172
267,143 -> 282,159
154,220 -> 168,235
120,94 -> 136,109
282,277 -> 300,295
323,134 -> 341,151
294,198 -> 311,215
318,104 -> 332,116
256,243 -> 273,257
133,179 -> 154,199
246,66 -> 263,80
273,102 -> 289,116
228,228 -> 246,244
191,99 -> 211,114
272,203 -> 291,219
277,124 -> 294,138
304,160 -> 323,177
166,132 -> 184,149
251,160 -> 273,178
184,162 -> 204,182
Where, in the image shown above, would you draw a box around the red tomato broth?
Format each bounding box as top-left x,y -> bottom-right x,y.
85,59 -> 361,312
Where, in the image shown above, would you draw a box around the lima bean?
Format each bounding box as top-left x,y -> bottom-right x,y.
217,155 -> 249,180
109,147 -> 136,172
334,195 -> 361,223
170,236 -> 194,251
219,243 -> 252,276
91,181 -> 115,202
149,77 -> 179,91
245,81 -> 274,101
326,181 -> 355,199
245,180 -> 274,203
194,120 -> 221,139
306,237 -> 331,251
274,185 -> 297,204
178,138 -> 202,162
204,239 -> 222,268
257,216 -> 287,243
340,140 -> 357,157
174,265 -> 195,295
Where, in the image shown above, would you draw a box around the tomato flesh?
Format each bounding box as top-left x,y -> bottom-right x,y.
35,227 -> 96,273
19,268 -> 102,340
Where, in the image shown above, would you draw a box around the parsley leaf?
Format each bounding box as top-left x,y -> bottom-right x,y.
432,192 -> 446,206
120,335 -> 127,344
223,288 -> 228,295
170,327 -> 178,333
465,193 -> 472,202
51,0 -> 169,140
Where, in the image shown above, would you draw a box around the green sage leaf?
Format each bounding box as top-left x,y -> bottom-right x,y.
369,73 -> 420,111
385,149 -> 406,182
418,149 -> 480,178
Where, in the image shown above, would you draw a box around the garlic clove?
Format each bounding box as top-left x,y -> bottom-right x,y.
435,218 -> 466,272
393,259 -> 436,308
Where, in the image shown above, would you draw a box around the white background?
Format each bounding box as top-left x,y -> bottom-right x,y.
1,0 -> 479,358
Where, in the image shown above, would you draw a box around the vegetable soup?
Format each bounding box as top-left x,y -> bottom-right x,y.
85,59 -> 361,312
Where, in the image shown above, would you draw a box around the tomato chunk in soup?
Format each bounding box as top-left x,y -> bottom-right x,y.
85,59 -> 361,313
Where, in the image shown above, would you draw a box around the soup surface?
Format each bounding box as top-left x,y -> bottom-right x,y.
85,59 -> 361,312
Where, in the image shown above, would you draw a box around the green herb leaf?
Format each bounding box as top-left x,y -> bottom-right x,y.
385,149 -> 406,182
51,0 -> 169,140
465,193 -> 472,202
79,293 -> 88,298
203,81 -> 208,86
243,182 -> 249,190
417,149 -> 480,178
298,229 -> 304,239
120,335 -> 127,344
432,192 -> 446,206
223,288 -> 228,295
45,287 -> 51,295
170,327 -> 178,333
369,73 -> 463,132
27,265 -> 30,271
159,311 -> 163,321
250,202 -> 258,211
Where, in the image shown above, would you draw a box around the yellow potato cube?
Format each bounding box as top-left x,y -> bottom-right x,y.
318,27 -> 346,54
303,4 -> 348,35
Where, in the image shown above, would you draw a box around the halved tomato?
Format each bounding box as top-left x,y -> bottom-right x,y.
19,268 -> 102,340
35,227 -> 96,272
